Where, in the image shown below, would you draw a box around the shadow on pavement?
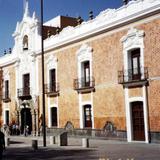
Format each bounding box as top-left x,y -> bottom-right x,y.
3,147 -> 98,160
9,141 -> 24,144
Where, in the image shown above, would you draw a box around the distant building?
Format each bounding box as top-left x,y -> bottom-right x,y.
0,0 -> 160,143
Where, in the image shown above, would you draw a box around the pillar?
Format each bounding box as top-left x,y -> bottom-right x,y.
31,109 -> 36,136
18,110 -> 21,131
35,109 -> 39,136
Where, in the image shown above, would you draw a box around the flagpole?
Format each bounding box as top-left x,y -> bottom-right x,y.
40,0 -> 46,147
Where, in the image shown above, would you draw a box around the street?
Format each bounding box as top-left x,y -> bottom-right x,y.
2,136 -> 160,160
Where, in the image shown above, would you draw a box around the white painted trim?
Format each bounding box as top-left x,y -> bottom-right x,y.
124,88 -> 132,142
143,86 -> 149,143
91,92 -> 94,129
0,0 -> 159,68
79,94 -> 83,128
127,96 -> 149,143
81,101 -> 93,129
46,55 -> 57,84
129,97 -> 144,103
2,69 -> 10,93
35,57 -> 39,95
34,0 -> 160,55
48,103 -> 59,128
122,27 -> 149,143
57,96 -> 59,128
122,27 -> 145,72
77,43 -> 93,80
77,44 -> 94,129
48,97 -> 51,127
149,76 -> 160,81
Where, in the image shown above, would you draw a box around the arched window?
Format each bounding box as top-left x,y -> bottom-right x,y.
23,35 -> 28,50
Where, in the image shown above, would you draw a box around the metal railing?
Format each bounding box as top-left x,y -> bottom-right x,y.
17,87 -> 31,97
74,76 -> 95,90
118,67 -> 148,84
45,82 -> 59,94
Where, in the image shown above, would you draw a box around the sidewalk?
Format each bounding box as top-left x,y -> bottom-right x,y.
3,136 -> 160,160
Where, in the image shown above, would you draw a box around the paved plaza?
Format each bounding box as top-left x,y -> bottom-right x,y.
2,136 -> 160,160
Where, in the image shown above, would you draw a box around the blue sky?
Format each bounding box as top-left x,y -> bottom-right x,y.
0,0 -> 123,55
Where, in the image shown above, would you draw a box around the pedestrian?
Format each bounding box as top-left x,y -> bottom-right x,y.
0,130 -> 5,159
15,124 -> 20,135
12,124 -> 16,135
24,125 -> 29,136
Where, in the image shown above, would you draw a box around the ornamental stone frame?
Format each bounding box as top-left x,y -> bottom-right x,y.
76,44 -> 94,129
16,96 -> 39,136
121,27 -> 149,143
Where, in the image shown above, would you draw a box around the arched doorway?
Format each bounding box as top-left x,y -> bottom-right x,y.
21,108 -> 32,134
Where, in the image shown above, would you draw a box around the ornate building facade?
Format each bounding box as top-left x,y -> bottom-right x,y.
0,0 -> 160,143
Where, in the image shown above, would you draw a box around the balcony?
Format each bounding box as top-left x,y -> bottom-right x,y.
74,76 -> 95,93
2,91 -> 11,103
17,87 -> 32,100
45,82 -> 59,97
118,67 -> 148,87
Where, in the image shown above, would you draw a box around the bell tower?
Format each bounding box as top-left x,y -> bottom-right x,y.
23,0 -> 30,19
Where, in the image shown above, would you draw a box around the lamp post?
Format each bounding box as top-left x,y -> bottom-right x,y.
40,0 -> 46,147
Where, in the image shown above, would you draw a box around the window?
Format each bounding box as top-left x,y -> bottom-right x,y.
81,61 -> 90,87
128,48 -> 141,81
49,69 -> 56,92
5,110 -> 9,125
23,35 -> 28,50
23,73 -> 30,95
131,49 -> 141,80
51,107 -> 57,127
4,80 -> 9,98
84,105 -> 92,128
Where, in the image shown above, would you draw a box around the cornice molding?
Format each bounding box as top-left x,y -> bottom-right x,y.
38,0 -> 160,54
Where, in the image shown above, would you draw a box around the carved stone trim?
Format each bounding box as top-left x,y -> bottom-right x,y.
77,43 -> 93,62
121,27 -> 145,49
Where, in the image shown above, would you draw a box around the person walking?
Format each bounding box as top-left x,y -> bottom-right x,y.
0,130 -> 5,159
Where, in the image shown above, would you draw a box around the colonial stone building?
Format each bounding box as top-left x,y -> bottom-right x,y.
0,0 -> 160,143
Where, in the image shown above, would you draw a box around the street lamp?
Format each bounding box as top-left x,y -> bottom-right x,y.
40,0 -> 46,147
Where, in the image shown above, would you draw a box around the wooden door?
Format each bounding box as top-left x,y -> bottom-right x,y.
83,61 -> 90,87
132,102 -> 145,141
50,69 -> 56,92
23,74 -> 30,95
131,49 -> 141,80
84,105 -> 92,128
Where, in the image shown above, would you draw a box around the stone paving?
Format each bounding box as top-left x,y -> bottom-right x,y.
2,136 -> 160,160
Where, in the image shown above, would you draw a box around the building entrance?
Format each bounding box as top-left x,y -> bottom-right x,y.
131,101 -> 145,141
21,108 -> 32,135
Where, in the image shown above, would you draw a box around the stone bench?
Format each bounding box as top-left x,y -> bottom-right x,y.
82,138 -> 89,148
32,139 -> 38,150
57,132 -> 68,146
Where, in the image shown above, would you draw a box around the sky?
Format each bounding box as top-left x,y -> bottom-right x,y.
0,0 -> 123,56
